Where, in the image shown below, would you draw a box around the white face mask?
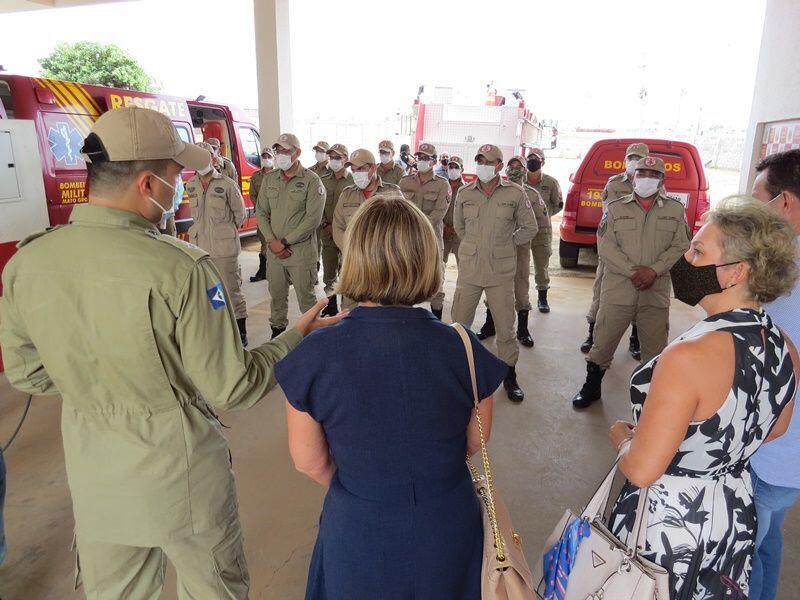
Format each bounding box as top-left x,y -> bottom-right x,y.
198,164 -> 213,176
315,151 -> 328,163
625,158 -> 639,177
261,157 -> 274,169
329,159 -> 344,172
275,153 -> 293,171
447,167 -> 462,181
476,164 -> 497,183
352,171 -> 372,189
148,173 -> 180,219
634,176 -> 660,198
379,153 -> 392,164
417,159 -> 432,173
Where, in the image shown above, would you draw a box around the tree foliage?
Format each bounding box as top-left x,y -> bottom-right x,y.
39,42 -> 158,91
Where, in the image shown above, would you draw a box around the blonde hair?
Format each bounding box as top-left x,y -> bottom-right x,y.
338,193 -> 442,306
704,196 -> 798,303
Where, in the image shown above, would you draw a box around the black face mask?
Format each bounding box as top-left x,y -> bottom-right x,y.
526,158 -> 542,172
669,254 -> 740,306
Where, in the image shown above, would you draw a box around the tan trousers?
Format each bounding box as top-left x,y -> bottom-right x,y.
256,229 -> 267,257
483,245 -> 532,313
452,279 -> 517,366
443,236 -> 460,265
212,256 -> 247,319
266,260 -> 317,328
320,240 -> 341,296
76,511 -> 249,600
587,302 -> 669,369
531,228 -> 553,291
586,261 -> 605,323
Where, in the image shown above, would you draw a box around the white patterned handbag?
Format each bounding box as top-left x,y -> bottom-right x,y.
533,450 -> 670,600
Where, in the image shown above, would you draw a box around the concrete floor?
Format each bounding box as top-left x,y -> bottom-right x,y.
1,239 -> 799,599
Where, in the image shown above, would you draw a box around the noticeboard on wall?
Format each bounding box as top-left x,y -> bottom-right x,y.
760,119 -> 800,159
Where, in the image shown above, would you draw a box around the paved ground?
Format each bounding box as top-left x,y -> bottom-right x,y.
1,242 -> 798,599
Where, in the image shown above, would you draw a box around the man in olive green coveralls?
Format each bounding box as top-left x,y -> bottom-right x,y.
0,107 -> 342,599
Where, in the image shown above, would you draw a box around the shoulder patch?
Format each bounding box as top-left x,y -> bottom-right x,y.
206,282 -> 227,310
156,235 -> 209,262
17,225 -> 67,248
598,215 -> 608,237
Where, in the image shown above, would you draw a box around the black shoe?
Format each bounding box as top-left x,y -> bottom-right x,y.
503,366 -> 525,402
270,326 -> 286,339
629,325 -> 641,361
249,255 -> 267,282
236,318 -> 248,347
321,295 -> 338,318
432,308 -> 443,320
537,289 -> 550,313
477,310 -> 496,340
580,322 -> 595,354
572,361 -> 606,409
516,310 -> 534,347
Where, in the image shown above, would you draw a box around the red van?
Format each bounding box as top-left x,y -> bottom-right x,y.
0,74 -> 262,237
559,138 -> 710,268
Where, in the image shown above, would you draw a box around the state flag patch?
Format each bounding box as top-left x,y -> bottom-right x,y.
206,283 -> 227,310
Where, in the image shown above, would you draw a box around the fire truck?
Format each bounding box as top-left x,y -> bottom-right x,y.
410,86 -> 544,174
0,74 -> 265,371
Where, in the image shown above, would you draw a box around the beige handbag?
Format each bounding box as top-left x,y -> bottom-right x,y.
453,323 -> 536,600
533,449 -> 670,599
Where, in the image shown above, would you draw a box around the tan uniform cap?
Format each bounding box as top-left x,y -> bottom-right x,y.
448,156 -> 464,168
273,132 -> 301,152
635,156 -> 665,174
328,143 -> 349,159
626,142 -> 650,159
206,137 -> 221,150
509,155 -> 527,168
83,106 -> 209,170
417,142 -> 437,157
345,149 -> 376,168
196,141 -> 214,153
528,147 -> 545,161
378,140 -> 395,152
475,143 -> 503,163
261,147 -> 274,158
312,141 -> 330,152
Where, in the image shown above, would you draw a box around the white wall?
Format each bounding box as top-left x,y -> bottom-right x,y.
740,0 -> 800,193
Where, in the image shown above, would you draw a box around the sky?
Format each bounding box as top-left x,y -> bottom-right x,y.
0,0 -> 766,135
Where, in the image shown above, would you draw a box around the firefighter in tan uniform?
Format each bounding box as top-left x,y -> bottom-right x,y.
206,137 -> 238,181
580,142 -> 650,358
451,144 -> 538,402
310,140 -> 331,177
376,139 -> 406,185
319,143 -> 354,316
443,156 -> 466,264
572,156 -> 690,408
186,142 -> 249,346
257,133 -> 326,339
476,156 -> 540,347
248,147 -> 275,282
399,142 -> 451,319
332,149 -> 404,311
526,148 -> 562,312
0,107 -> 345,599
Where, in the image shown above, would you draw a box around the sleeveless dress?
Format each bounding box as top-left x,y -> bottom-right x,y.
609,308 -> 797,599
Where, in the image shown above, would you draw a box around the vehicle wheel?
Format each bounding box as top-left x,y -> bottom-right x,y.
559,240 -> 579,268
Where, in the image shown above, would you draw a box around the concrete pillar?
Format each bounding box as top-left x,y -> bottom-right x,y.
740,0 -> 800,192
253,0 -> 293,148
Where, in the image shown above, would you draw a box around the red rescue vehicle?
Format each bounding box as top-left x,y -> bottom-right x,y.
559,138 -> 711,268
0,74 -> 264,371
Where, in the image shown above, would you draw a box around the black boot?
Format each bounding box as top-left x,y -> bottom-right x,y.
321,295 -> 338,318
432,308 -> 443,320
477,310 -> 496,340
537,289 -> 550,313
516,310 -> 534,347
249,254 -> 266,282
236,318 -> 248,347
629,325 -> 641,361
572,361 -> 606,409
271,326 -> 286,339
503,366 -> 525,402
580,322 -> 595,354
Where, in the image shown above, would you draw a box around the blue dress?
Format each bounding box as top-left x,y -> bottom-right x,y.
275,306 -> 508,600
